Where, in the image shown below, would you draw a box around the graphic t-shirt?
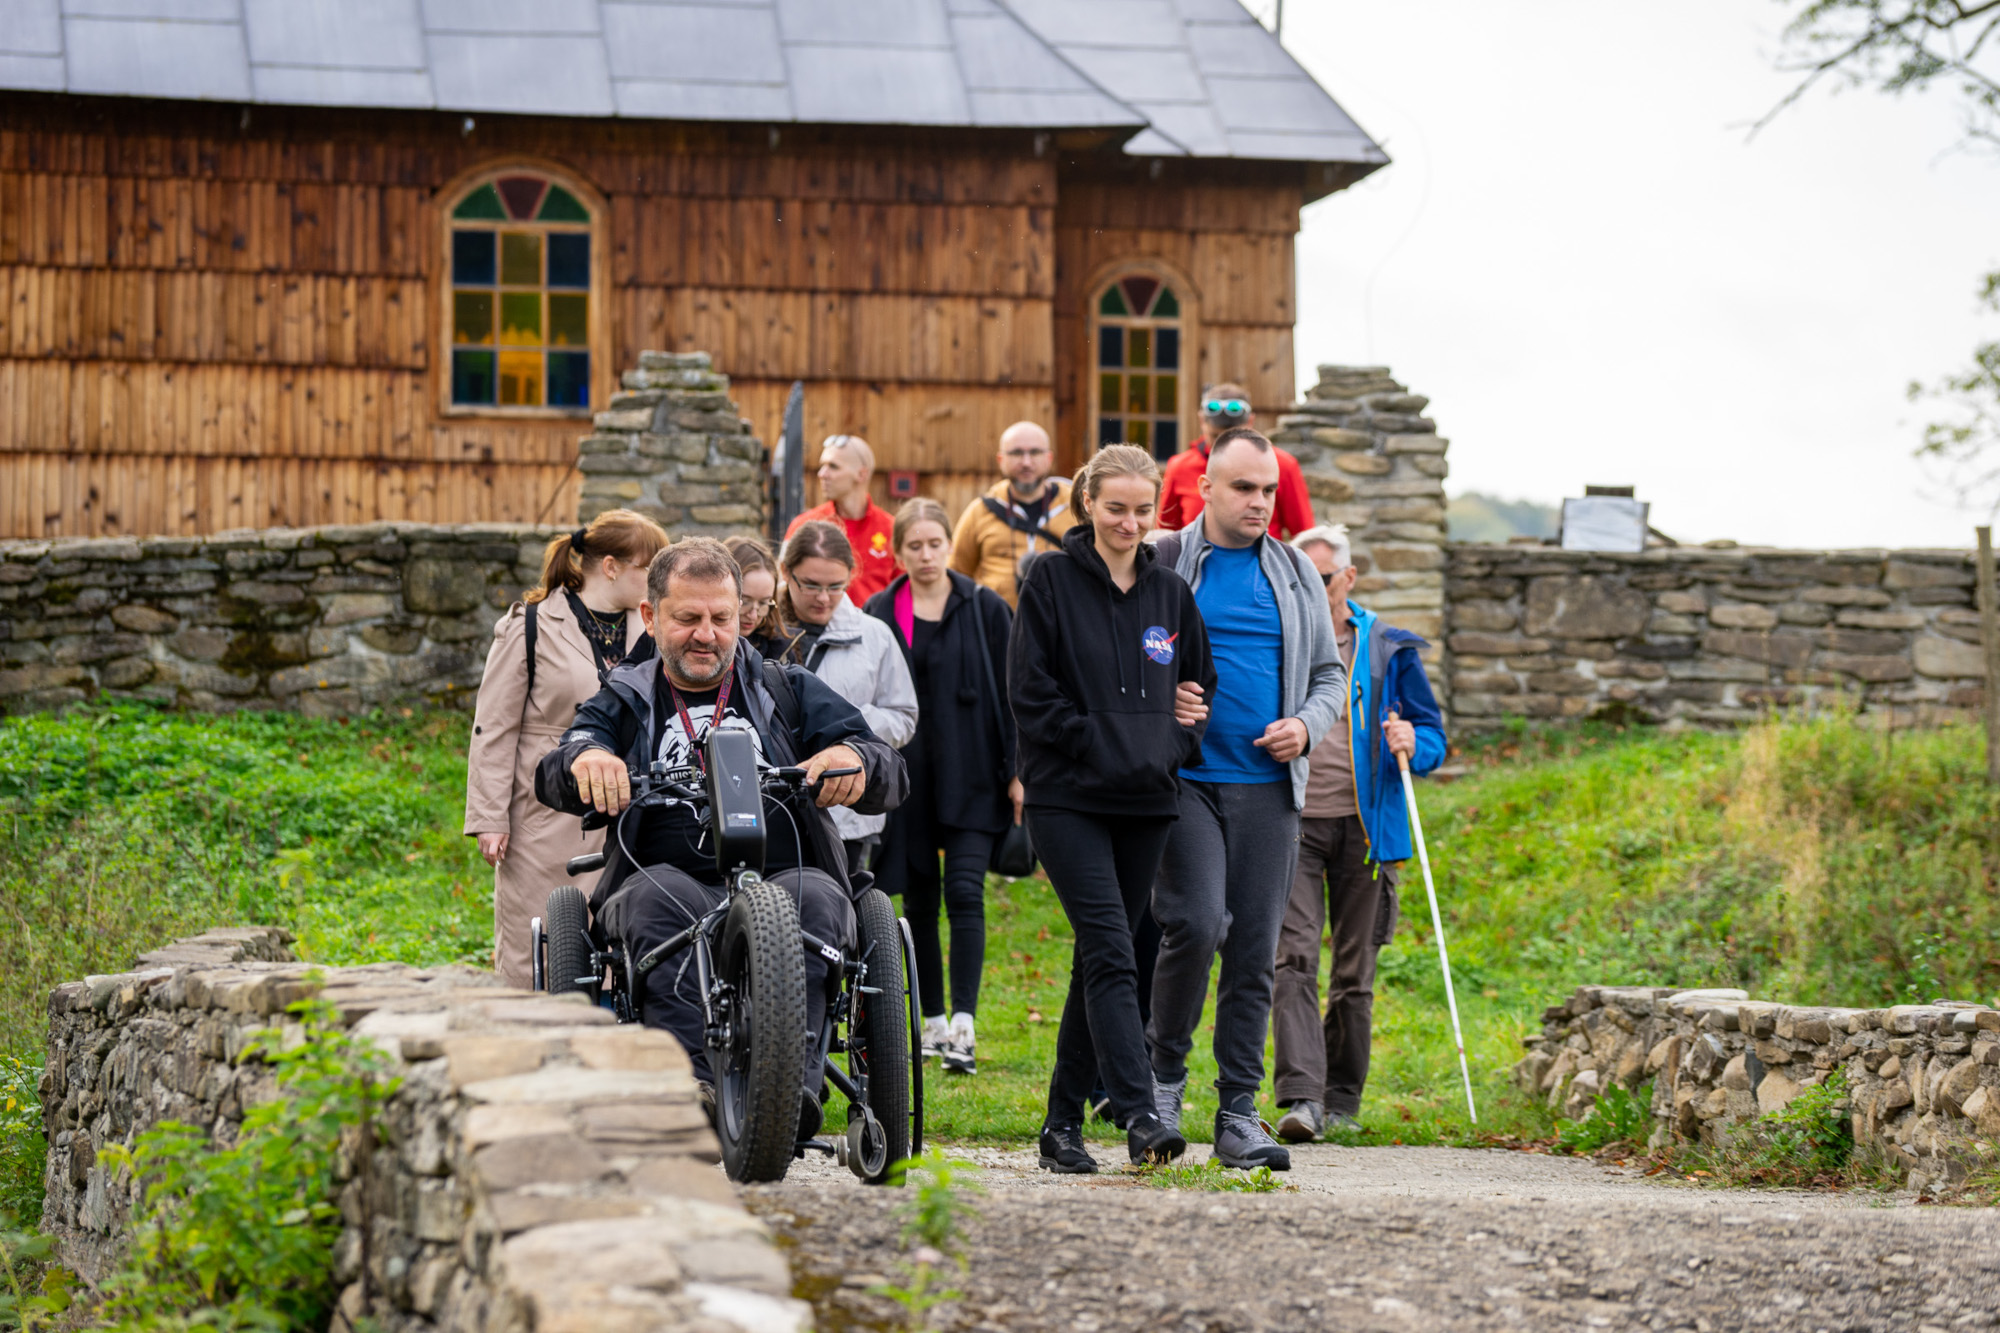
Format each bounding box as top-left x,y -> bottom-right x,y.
634,668 -> 803,880
1181,542 -> 1287,784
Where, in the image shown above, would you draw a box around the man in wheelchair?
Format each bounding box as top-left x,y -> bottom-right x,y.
535,536 -> 908,1138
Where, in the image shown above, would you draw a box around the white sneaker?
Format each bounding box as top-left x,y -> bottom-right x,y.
943,1011 -> 977,1075
921,1015 -> 950,1060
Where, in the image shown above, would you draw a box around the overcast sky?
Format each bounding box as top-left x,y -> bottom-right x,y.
1276,0 -> 2000,549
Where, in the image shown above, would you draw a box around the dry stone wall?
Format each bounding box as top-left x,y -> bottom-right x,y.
42,928 -> 805,1333
576,351 -> 766,534
1446,545 -> 1988,728
1518,985 -> 2000,1192
1270,366 -> 1450,694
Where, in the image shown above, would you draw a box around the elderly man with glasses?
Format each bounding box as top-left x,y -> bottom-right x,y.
1157,382 -> 1315,540
949,420 -> 1078,608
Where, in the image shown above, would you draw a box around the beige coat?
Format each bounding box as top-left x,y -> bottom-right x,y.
464,595 -> 644,988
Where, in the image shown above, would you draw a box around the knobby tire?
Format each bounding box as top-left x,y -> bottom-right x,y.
712,883 -> 808,1183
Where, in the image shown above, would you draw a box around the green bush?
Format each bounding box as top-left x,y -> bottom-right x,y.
1553,1081 -> 1652,1155
0,1057 -> 44,1229
95,990 -> 398,1332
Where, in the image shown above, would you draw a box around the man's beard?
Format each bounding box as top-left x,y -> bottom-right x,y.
664,641 -> 730,687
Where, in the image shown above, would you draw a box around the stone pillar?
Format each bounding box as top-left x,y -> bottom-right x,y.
575,351 -> 766,536
1268,364 -> 1450,699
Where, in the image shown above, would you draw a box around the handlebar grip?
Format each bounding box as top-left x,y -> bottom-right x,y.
818,766 -> 862,779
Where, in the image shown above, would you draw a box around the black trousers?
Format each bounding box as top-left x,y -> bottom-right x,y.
602,864 -> 855,1091
1029,806 -> 1174,1130
899,825 -> 993,1018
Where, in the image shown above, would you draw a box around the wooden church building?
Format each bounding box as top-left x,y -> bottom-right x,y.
0,0 -> 1386,538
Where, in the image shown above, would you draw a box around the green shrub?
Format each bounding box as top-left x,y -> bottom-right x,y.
1134,1158 -> 1287,1193
95,990 -> 398,1332
1554,1081 -> 1652,1156
0,1057 -> 44,1229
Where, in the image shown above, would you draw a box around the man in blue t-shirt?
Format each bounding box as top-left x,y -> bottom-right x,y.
1146,429 -> 1348,1171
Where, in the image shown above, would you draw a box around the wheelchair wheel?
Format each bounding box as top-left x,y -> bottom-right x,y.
849,888 -> 910,1185
543,886 -> 598,1005
710,882 -> 808,1184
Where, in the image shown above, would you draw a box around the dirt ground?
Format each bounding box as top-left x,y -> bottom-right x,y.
745,1143 -> 2000,1332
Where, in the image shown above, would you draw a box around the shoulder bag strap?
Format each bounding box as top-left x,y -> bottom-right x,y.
981,495 -> 1062,546
524,602 -> 539,699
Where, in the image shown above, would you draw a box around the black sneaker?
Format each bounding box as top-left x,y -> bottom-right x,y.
1126,1112 -> 1187,1165
1214,1107 -> 1291,1171
1039,1123 -> 1098,1174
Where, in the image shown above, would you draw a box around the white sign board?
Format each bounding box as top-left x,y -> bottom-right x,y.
1560,497 -> 1649,553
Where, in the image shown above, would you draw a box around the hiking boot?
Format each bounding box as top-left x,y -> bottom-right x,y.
1152,1075 -> 1188,1137
1038,1123 -> 1098,1174
1214,1108 -> 1291,1171
942,1012 -> 977,1075
1275,1100 -> 1325,1144
1126,1112 -> 1187,1165
920,1015 -> 950,1060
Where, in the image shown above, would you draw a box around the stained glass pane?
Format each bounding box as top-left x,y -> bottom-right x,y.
1155,420 -> 1178,456
498,350 -> 543,406
1128,419 -> 1150,449
452,349 -> 496,404
1128,328 -> 1151,369
548,351 -> 590,407
1098,326 -> 1123,368
1126,375 -> 1148,415
1098,417 -> 1122,445
500,232 -> 541,286
1154,286 -> 1180,318
453,291 -> 493,345
1155,374 -> 1177,415
549,293 -> 588,347
1098,286 -> 1129,316
1156,327 -> 1179,370
547,233 -> 590,288
452,230 -> 495,285
497,176 -> 548,221
453,184 -> 505,221
1121,275 -> 1159,316
1096,373 -> 1118,412
499,292 -> 541,345
539,184 -> 590,222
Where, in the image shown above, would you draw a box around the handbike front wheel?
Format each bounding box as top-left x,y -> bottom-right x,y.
709,882 -> 808,1183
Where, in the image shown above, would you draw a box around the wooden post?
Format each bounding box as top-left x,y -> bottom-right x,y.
1979,527 -> 2000,785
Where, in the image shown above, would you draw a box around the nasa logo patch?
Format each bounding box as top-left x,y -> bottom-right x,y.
1142,626 -> 1177,665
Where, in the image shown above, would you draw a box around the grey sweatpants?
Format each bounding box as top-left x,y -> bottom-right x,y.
1147,778 -> 1300,1106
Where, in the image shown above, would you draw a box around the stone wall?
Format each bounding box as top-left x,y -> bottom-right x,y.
42,928 -> 805,1332
1270,366 -> 1450,693
576,351 -> 766,534
1446,545 -> 1988,729
1517,985 -> 2000,1193
0,524 -> 567,716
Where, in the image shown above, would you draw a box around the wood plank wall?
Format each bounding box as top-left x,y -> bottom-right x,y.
1051,161 -> 1303,478
0,97 -> 1308,539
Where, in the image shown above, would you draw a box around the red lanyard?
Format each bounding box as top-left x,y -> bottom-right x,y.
667,668 -> 733,776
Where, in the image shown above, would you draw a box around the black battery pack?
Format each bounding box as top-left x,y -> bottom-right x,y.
704,727 -> 766,878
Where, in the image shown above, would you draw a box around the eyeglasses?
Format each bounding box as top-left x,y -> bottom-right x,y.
1202,398 -> 1250,417
791,578 -> 849,598
1001,448 -> 1050,460
1319,571 -> 1335,587
740,595 -> 775,615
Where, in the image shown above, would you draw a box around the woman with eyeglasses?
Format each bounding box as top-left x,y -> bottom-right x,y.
724,535 -> 786,659
779,520 -> 919,872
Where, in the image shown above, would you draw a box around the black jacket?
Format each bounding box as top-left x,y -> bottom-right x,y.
1008,526 -> 1215,818
863,571 -> 1014,835
534,639 -> 908,912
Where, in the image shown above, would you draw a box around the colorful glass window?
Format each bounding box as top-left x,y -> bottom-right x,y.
450,175 -> 594,409
1094,274 -> 1183,460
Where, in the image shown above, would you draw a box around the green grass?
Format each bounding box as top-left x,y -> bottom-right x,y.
3,702 -> 1996,1160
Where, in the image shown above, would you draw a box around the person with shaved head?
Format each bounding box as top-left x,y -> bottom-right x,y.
786,434 -> 897,606
949,420 -> 1078,608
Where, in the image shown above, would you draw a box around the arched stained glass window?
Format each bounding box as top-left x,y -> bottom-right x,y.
448,172 -> 596,410
1095,273 -> 1184,460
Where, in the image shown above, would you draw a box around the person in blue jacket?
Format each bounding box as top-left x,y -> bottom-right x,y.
1268,524 -> 1447,1141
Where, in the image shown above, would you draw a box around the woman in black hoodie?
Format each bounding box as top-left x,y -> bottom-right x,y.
1010,444 -> 1215,1173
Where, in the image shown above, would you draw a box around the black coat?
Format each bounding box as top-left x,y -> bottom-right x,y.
862,571 -> 1014,835
1008,526 -> 1214,819
535,638 -> 908,912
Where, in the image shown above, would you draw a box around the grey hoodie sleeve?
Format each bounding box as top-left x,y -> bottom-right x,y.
1290,548 -> 1349,749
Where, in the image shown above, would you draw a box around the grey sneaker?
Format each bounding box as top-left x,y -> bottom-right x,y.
1152,1076 -> 1187,1137
1275,1100 -> 1325,1143
1214,1108 -> 1291,1171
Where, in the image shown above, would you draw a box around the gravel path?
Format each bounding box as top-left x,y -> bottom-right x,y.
745,1144 -> 2000,1332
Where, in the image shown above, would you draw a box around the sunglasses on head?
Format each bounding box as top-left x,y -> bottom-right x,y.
1202,398 -> 1250,417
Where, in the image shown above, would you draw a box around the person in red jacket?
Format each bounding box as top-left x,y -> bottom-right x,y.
785,434 -> 897,605
1157,383 -> 1314,539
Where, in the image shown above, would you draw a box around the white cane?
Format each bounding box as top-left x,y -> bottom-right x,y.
1396,749 -> 1477,1124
